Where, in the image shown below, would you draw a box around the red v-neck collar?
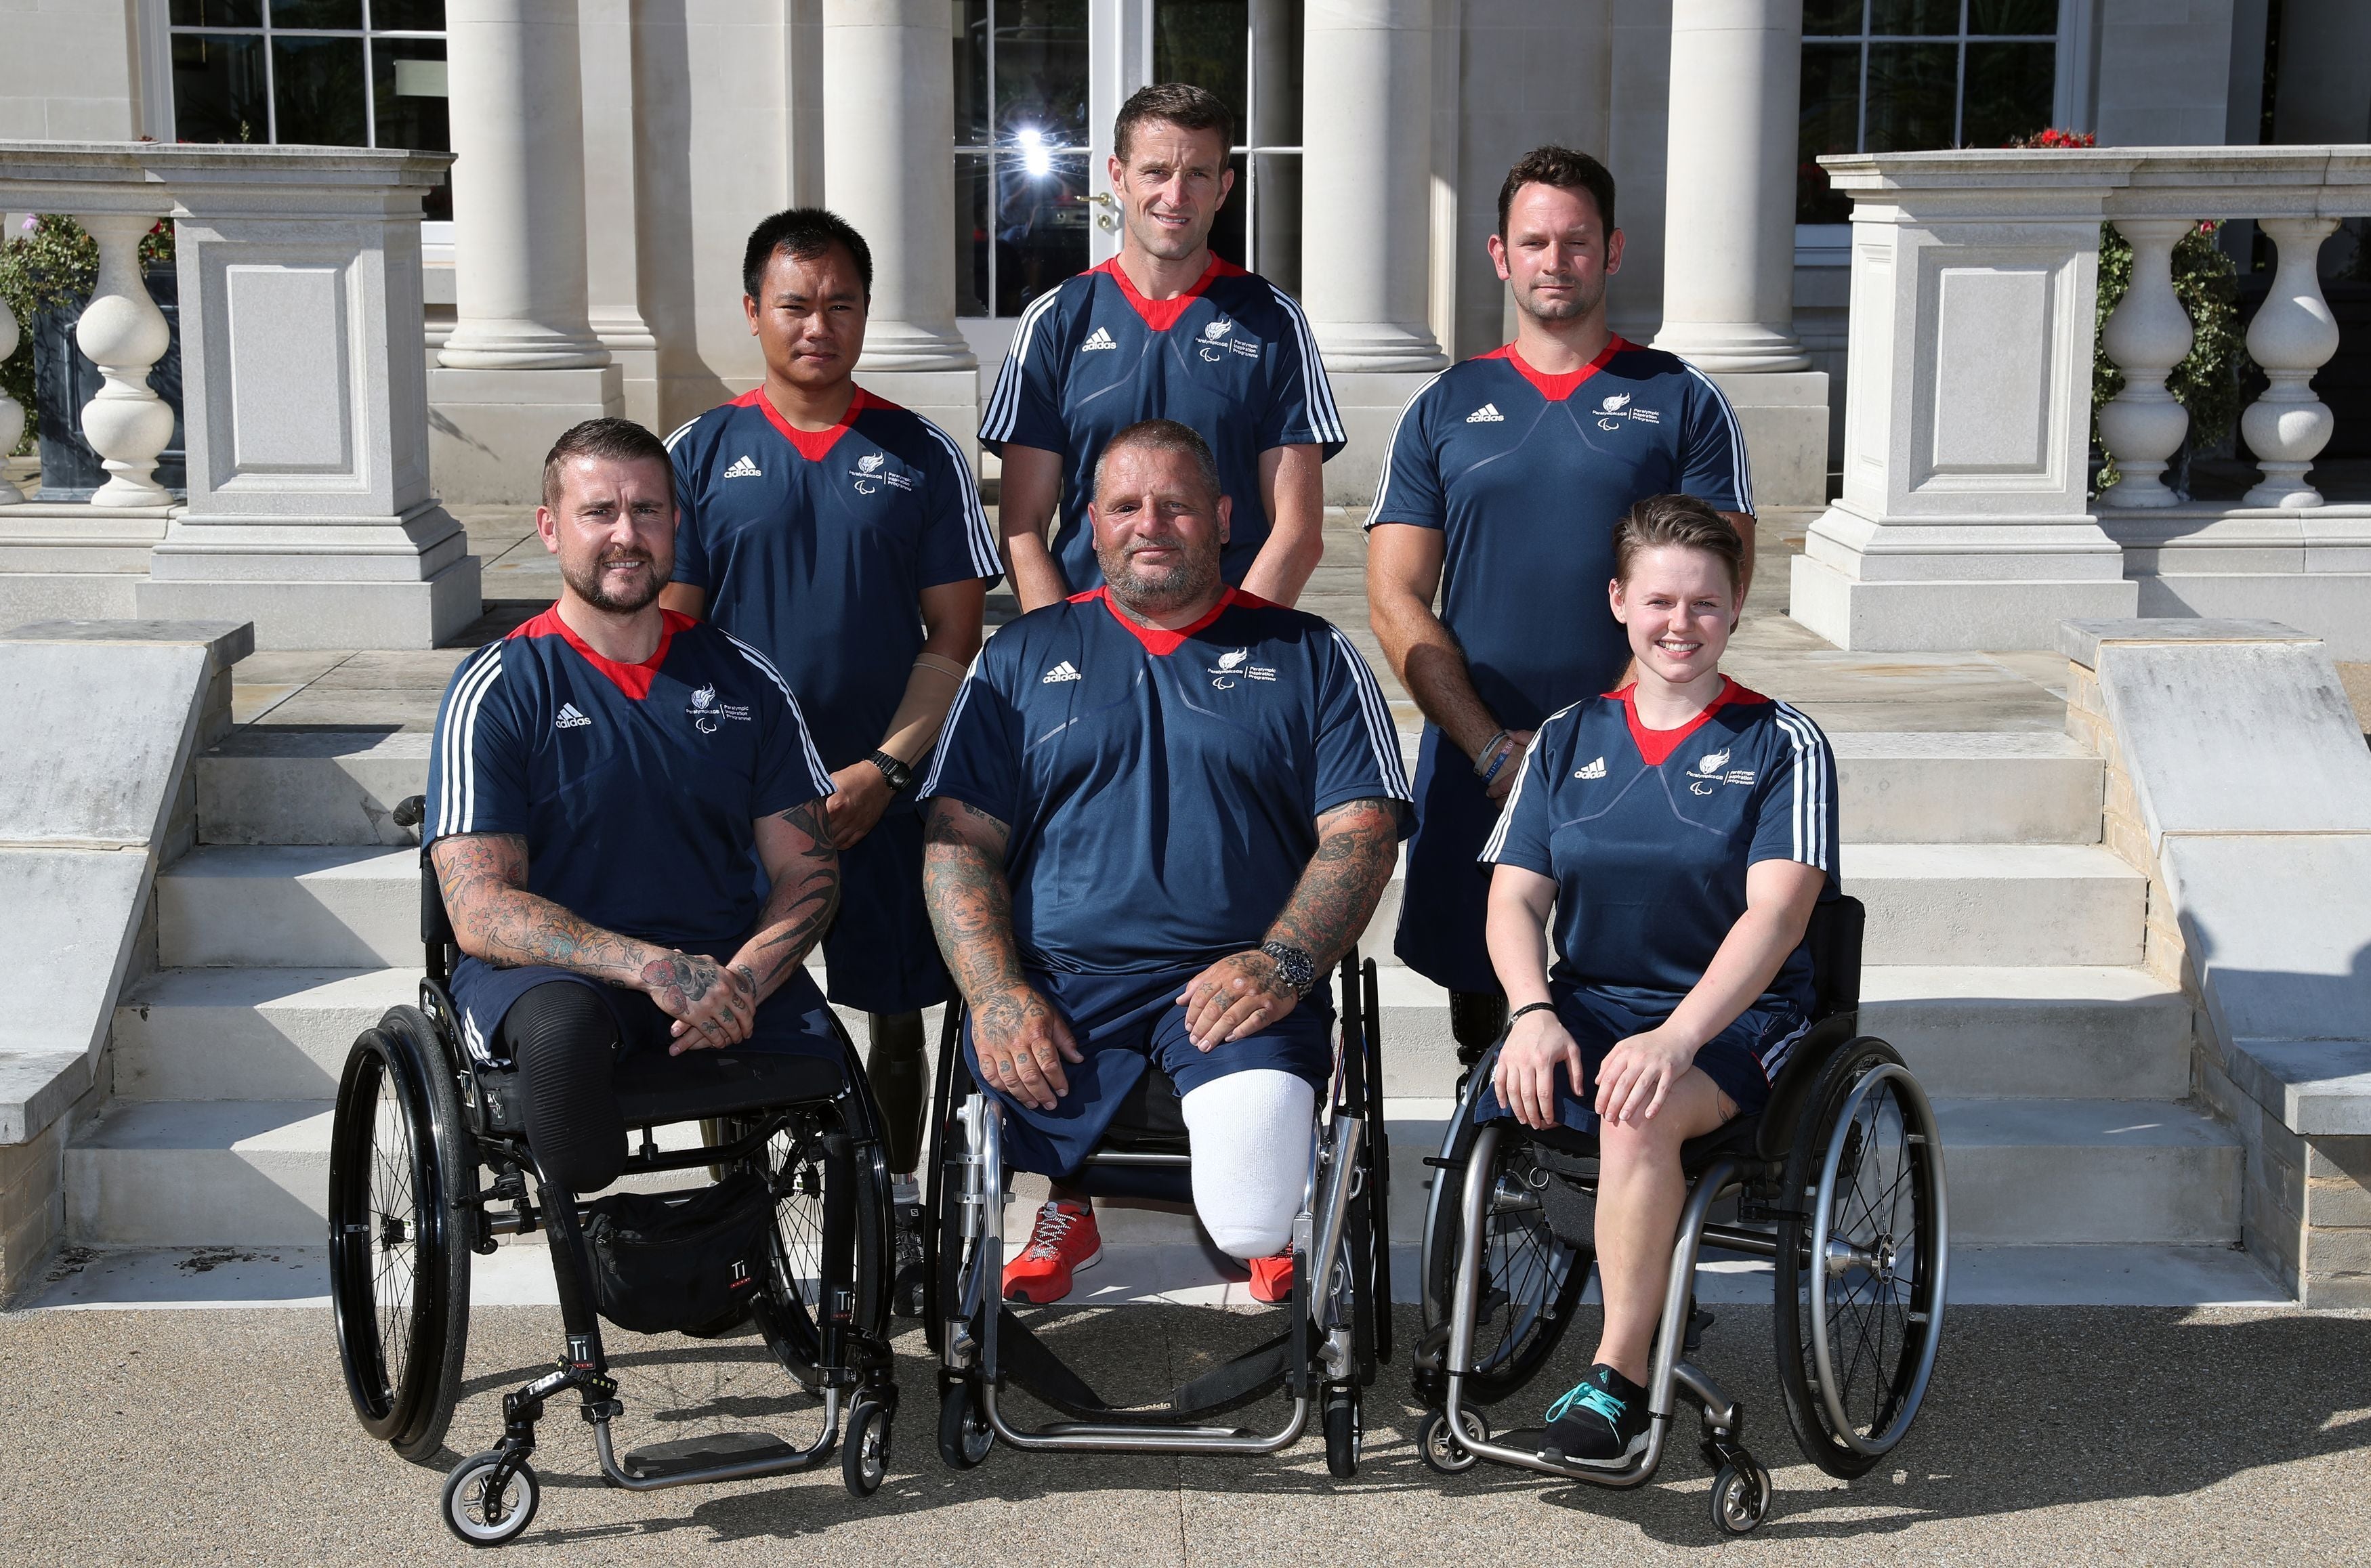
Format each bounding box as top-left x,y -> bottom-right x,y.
737,383 -> 879,462
1609,676 -> 1762,765
509,604 -> 688,700
1093,253 -> 1244,332
1483,335 -> 1628,402
1074,585 -> 1249,655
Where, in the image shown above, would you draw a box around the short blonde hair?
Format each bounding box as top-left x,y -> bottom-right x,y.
1612,493 -> 1744,595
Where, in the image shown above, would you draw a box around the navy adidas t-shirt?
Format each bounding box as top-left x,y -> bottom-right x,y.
424,608 -> 835,950
980,256 -> 1345,591
1481,680 -> 1837,1017
1366,339 -> 1752,728
919,587 -> 1410,975
667,387 -> 1001,775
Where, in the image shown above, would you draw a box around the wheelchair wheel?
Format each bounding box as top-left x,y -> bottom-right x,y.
1774,1038 -> 1948,1479
841,1396 -> 891,1498
1417,1406 -> 1486,1475
1419,1080 -> 1588,1406
441,1450 -> 539,1546
1708,1458 -> 1774,1535
1322,1384 -> 1362,1478
938,1380 -> 993,1469
737,1107 -> 886,1393
329,1008 -> 474,1464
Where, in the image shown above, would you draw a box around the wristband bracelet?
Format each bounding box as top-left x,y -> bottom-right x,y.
1509,1001 -> 1558,1025
1482,744 -> 1513,786
1471,729 -> 1509,777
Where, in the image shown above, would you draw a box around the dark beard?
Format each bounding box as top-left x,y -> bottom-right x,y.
562,553 -> 663,614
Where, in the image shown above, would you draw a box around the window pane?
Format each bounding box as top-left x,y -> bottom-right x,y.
171,33 -> 268,143
272,0 -> 363,26
171,0 -> 261,25
1868,0 -> 1958,34
1804,0 -> 1864,36
1797,41 -> 1860,222
993,150 -> 1089,316
1203,150 -> 1249,272
1862,41 -> 1956,150
371,0 -> 446,27
273,35 -> 368,145
1968,0 -> 2055,35
995,0 -> 1091,151
1963,40 -> 2056,147
1250,149 -> 1300,293
1246,0 -> 1299,146
957,154 -> 994,317
373,37 -> 450,217
954,1 -> 991,147
1154,0 -> 1248,135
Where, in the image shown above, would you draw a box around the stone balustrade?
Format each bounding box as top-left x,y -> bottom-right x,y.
0,143 -> 479,648
1793,146 -> 2371,657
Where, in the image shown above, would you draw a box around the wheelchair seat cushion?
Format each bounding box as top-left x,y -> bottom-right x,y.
1097,1065 -> 1190,1153
610,1046 -> 849,1126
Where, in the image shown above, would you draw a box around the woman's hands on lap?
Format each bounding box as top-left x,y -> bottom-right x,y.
1593,1023 -> 1700,1126
1493,1007 -> 1586,1130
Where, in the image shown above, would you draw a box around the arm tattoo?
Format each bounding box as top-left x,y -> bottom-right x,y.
1265,799 -> 1400,970
923,802 -> 1028,1013
431,833 -> 655,984
742,801 -> 841,994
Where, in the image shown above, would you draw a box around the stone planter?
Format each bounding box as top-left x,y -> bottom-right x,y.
30,262 -> 184,501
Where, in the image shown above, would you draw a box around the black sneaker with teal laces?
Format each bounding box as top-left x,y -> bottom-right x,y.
1539,1363 -> 1650,1468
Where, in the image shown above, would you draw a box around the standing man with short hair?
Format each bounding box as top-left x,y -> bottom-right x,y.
661,208 -> 1001,1191
1366,147 -> 1756,1068
986,82 -> 1344,612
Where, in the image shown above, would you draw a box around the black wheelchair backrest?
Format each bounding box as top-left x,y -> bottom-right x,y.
1805,895 -> 1864,1022
394,793 -> 461,977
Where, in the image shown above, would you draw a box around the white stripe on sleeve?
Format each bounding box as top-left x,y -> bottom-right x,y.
1771,702 -> 1833,872
1363,367 -> 1451,528
916,413 -> 1002,578
435,645 -> 505,840
1478,700 -> 1581,862
918,650 -> 990,797
980,284 -> 1068,440
663,412 -> 705,452
1326,627 -> 1412,801
1681,362 -> 1754,515
1265,283 -> 1346,445
721,631 -> 835,800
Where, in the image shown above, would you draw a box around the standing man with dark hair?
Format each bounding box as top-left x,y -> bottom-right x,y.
986,82 -> 1344,612
1366,146 -> 1756,1069
660,208 -> 1002,1203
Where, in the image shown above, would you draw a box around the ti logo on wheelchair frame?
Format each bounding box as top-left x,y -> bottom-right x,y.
1685,747 -> 1755,794
1208,647 -> 1277,689
686,683 -> 753,734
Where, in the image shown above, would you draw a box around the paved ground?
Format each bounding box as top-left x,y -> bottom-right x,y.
2,1300 -> 2366,1565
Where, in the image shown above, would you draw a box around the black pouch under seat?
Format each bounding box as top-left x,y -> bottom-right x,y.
583,1171 -> 774,1334
1526,1143 -> 1599,1250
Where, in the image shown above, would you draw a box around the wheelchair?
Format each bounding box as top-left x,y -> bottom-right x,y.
1409,896 -> 1948,1535
925,954 -> 1391,1475
325,797 -> 900,1546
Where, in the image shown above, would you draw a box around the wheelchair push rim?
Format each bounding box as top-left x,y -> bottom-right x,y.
1806,1061 -> 1948,1459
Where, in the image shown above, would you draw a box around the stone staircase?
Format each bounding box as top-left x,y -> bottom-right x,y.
62,701 -> 2254,1298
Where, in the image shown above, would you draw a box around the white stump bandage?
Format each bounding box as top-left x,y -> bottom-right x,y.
1181,1069 -> 1317,1260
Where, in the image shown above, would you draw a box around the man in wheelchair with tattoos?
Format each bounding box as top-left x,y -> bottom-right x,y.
426,417 -> 847,1181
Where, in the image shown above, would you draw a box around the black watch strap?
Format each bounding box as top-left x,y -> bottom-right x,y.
868,749 -> 915,793
1509,1001 -> 1559,1025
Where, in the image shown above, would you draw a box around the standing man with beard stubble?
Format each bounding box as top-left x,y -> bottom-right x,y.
1366,147 -> 1757,1071
984,82 -> 1344,611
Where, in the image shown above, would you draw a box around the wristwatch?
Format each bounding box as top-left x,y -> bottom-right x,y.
1258,940 -> 1318,999
867,749 -> 915,794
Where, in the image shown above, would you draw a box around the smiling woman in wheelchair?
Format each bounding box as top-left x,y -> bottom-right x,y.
1475,493 -> 1838,1469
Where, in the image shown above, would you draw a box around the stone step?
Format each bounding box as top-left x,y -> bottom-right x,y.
1861,965 -> 2194,1101
112,967 -> 415,1101
1849,844 -> 2145,967
159,845 -> 419,969
194,726 -> 2103,851
1929,1098 -> 2241,1246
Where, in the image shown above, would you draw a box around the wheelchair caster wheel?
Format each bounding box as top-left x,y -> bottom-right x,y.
1323,1385 -> 1362,1478
938,1382 -> 993,1470
1417,1407 -> 1486,1475
843,1398 -> 891,1498
1708,1458 -> 1773,1536
442,1450 -> 539,1547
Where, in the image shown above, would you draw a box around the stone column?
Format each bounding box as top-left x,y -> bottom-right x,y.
1301,0 -> 1446,502
1651,0 -> 1830,506
429,0 -> 621,503
821,0 -> 978,461
578,0 -> 658,430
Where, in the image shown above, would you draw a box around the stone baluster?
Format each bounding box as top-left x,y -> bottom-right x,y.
2095,218 -> 2198,508
2240,215 -> 2342,509
74,213 -> 175,507
0,287 -> 22,505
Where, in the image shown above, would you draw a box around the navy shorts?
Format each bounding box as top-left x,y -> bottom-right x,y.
1471,987 -> 1805,1137
819,809 -> 952,1017
1395,725 -> 1505,994
450,948 -> 841,1068
963,965 -> 1335,1179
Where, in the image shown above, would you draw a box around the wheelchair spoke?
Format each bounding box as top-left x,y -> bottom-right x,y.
364,1068 -> 419,1399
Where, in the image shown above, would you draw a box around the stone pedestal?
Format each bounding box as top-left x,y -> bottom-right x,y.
1706,368 -> 1830,509
139,150 -> 482,648
1790,162 -> 2135,649
1319,370 -> 1446,507
426,364 -> 626,507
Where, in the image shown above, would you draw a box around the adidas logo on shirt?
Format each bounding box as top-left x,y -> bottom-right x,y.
1574,756 -> 1606,780
1079,326 -> 1118,352
554,702 -> 592,730
1465,403 -> 1505,423
721,454 -> 762,479
1041,660 -> 1083,684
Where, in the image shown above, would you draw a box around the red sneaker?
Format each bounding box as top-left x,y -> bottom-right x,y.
1246,1246 -> 1295,1305
1003,1200 -> 1101,1304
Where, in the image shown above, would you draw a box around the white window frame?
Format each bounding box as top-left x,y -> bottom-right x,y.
158,0 -> 448,148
